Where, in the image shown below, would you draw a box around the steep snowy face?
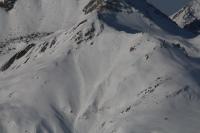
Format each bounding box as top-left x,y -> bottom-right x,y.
1,14 -> 200,133
0,0 -> 200,133
81,0 -> 193,37
0,0 -> 193,40
172,0 -> 200,33
0,0 -> 84,39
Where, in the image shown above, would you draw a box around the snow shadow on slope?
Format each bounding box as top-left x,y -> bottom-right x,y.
125,0 -> 196,38
184,19 -> 200,34
51,105 -> 73,133
187,57 -> 200,89
36,119 -> 54,133
98,13 -> 140,34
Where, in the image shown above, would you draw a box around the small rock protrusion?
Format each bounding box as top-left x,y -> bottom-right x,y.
130,46 -> 136,52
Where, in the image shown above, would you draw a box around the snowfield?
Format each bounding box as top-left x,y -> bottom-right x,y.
0,0 -> 200,133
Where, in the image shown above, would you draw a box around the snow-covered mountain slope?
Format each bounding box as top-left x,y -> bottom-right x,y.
171,0 -> 200,34
0,0 -> 85,39
0,0 -> 200,133
0,0 -> 194,40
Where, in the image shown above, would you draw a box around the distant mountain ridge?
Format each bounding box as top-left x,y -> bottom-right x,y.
172,0 -> 200,34
0,0 -> 193,40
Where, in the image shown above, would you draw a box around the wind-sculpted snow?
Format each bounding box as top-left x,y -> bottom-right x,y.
0,0 -> 200,133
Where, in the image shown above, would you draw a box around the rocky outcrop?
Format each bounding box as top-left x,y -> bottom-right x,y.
0,0 -> 17,11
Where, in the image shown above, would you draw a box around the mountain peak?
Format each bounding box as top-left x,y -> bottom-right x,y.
83,0 -> 133,14
82,0 -> 193,37
172,0 -> 200,33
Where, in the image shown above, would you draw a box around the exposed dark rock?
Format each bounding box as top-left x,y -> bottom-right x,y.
50,37 -> 57,48
72,22 -> 96,45
130,46 -> 136,52
84,23 -> 95,41
166,85 -> 190,98
125,106 -> 131,112
40,42 -> 49,53
0,0 -> 17,11
83,0 -> 132,14
83,0 -> 102,14
121,105 -> 132,114
1,43 -> 35,71
1,32 -> 52,45
164,117 -> 168,120
145,54 -> 149,60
